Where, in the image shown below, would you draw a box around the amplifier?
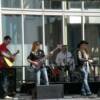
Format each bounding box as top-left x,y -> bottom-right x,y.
32,84 -> 64,99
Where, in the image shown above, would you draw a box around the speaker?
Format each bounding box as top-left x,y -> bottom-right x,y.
32,84 -> 64,99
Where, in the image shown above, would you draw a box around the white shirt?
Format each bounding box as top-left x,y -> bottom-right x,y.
78,50 -> 91,73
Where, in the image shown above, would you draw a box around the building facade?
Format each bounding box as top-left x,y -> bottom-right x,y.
0,0 -> 100,83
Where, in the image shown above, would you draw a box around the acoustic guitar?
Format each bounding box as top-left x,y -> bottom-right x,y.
3,50 -> 19,67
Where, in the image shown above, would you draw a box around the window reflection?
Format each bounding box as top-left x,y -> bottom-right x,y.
66,16 -> 82,52
24,15 -> 42,66
67,1 -> 82,9
2,15 -> 22,66
2,15 -> 22,44
45,16 -> 63,52
67,24 -> 82,52
85,1 -> 100,9
23,0 -> 42,9
2,0 -> 21,8
24,15 -> 42,44
85,17 -> 100,64
85,16 -> 100,78
44,0 -> 62,9
68,16 -> 81,24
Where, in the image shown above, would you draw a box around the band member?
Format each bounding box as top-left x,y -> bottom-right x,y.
77,41 -> 92,96
55,45 -> 75,81
27,41 -> 49,86
0,35 -> 15,99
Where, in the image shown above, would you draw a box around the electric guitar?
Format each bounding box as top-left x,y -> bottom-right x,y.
3,50 -> 19,68
32,44 -> 62,69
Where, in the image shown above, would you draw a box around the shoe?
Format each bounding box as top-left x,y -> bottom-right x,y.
87,94 -> 96,98
46,83 -> 49,86
87,93 -> 92,96
81,94 -> 87,96
81,92 -> 86,96
86,92 -> 92,96
4,95 -> 13,99
8,91 -> 16,97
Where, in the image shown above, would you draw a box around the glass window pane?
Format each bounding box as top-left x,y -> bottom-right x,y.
68,16 -> 81,24
85,16 -> 100,79
44,0 -> 62,9
85,1 -> 100,9
67,1 -> 82,10
66,16 -> 82,52
2,15 -> 22,66
2,0 -> 21,8
45,16 -> 63,63
2,15 -> 22,44
24,15 -> 42,66
85,16 -> 100,64
24,15 -> 42,44
23,0 -> 42,9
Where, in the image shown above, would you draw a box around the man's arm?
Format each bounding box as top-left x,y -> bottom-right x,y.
1,51 -> 11,58
1,50 -> 15,60
55,53 -> 62,66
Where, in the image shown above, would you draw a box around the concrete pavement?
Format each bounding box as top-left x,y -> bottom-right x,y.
2,94 -> 99,100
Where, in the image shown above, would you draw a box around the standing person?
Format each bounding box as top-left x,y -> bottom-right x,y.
0,35 -> 16,99
55,45 -> 75,81
77,41 -> 92,96
27,41 -> 49,86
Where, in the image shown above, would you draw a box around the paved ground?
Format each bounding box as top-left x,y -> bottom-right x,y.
1,94 -> 99,100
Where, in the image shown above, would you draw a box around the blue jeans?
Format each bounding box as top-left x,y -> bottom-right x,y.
81,65 -> 92,95
0,69 -> 9,97
36,67 -> 49,86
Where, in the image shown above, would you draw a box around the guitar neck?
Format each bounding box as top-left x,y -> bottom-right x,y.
38,46 -> 61,60
45,47 -> 59,59
13,50 -> 19,56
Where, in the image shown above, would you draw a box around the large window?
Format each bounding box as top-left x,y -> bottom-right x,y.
2,15 -> 22,66
67,1 -> 82,10
45,16 -> 63,64
85,16 -> 100,79
2,0 -> 21,8
66,16 -> 82,52
2,15 -> 22,84
24,15 -> 42,81
85,16 -> 100,64
84,1 -> 100,9
44,0 -> 62,9
24,15 -> 42,66
23,0 -> 42,9
24,15 -> 42,44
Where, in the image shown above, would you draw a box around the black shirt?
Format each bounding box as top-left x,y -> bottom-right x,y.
27,49 -> 45,66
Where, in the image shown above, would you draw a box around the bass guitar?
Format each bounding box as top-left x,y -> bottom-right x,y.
32,44 -> 62,69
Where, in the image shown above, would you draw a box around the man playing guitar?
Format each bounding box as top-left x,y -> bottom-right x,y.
0,35 -> 16,99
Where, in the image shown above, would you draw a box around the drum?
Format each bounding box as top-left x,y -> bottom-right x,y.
51,67 -> 60,77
